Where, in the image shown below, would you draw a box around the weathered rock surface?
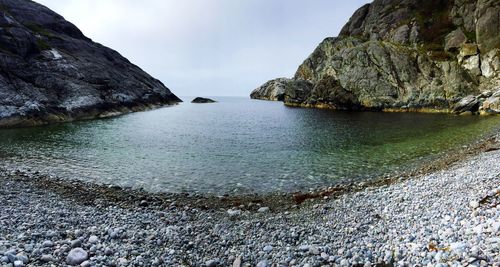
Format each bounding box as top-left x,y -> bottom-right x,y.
480,90 -> 500,114
0,0 -> 181,127
251,0 -> 500,114
191,97 -> 216,103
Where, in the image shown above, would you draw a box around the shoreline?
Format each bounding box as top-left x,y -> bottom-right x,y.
0,101 -> 181,129
0,132 -> 499,266
1,126 -> 498,212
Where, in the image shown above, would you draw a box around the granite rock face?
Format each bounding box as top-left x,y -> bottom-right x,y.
251,0 -> 499,114
0,0 -> 181,127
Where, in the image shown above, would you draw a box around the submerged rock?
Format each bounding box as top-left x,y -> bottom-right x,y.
191,97 -> 216,103
251,0 -> 500,113
0,0 -> 181,128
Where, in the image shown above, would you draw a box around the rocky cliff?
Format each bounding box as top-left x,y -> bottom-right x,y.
0,0 -> 181,127
251,0 -> 499,114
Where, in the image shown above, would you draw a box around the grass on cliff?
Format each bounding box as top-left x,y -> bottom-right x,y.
25,23 -> 54,38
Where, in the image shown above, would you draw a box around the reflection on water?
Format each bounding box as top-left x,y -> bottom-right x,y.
0,97 -> 499,194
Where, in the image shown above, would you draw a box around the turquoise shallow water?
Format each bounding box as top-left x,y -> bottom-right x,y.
0,97 -> 499,194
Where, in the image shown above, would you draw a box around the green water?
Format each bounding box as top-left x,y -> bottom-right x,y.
0,97 -> 498,194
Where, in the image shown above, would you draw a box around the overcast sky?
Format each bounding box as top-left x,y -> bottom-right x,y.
36,0 -> 370,96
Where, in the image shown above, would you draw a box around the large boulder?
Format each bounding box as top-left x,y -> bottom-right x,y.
0,0 -> 181,127
445,29 -> 467,51
453,95 -> 480,113
479,90 -> 500,114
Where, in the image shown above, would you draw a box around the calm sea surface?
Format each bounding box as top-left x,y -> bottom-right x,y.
0,97 -> 499,194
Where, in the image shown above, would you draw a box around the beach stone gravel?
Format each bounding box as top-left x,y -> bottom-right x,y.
0,136 -> 499,266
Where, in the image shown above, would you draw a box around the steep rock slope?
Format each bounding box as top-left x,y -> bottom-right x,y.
251,0 -> 499,114
0,0 -> 181,127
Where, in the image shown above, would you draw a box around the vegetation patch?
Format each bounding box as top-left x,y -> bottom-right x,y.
35,38 -> 51,51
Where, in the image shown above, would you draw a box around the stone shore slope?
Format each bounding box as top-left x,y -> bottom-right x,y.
0,139 -> 499,266
251,0 -> 500,115
0,0 -> 181,128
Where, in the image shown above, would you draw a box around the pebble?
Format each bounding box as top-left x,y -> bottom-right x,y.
263,245 -> 273,252
66,248 -> 88,266
309,245 -> 320,255
15,254 -> 28,264
205,259 -> 217,267
40,254 -> 54,262
88,235 -> 98,244
227,209 -> 242,217
469,200 -> 480,209
71,239 -> 82,248
42,240 -> 54,247
257,207 -> 270,213
0,144 -> 499,266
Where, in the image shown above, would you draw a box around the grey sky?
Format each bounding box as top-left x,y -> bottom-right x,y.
36,0 -> 370,96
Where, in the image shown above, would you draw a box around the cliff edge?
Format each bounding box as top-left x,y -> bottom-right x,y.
0,0 -> 181,127
251,0 -> 499,115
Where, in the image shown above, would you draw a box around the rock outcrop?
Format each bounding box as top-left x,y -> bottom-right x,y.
191,97 -> 216,103
251,0 -> 499,114
0,0 -> 181,127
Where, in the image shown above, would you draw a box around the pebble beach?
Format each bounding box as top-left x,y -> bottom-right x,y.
1,135 -> 499,267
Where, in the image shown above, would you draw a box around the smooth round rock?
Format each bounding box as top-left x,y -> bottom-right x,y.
88,235 -> 98,244
42,240 -> 54,247
66,248 -> 88,266
40,254 -> 54,262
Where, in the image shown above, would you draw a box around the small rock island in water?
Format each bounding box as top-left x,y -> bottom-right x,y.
191,97 -> 217,103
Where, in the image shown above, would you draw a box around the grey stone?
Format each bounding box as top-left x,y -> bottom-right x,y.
66,248 -> 88,266
480,89 -> 500,114
263,245 -> 273,252
42,240 -> 54,247
453,95 -> 479,113
71,239 -> 82,248
257,207 -> 270,213
88,235 -> 98,244
445,29 -> 467,51
227,209 -> 242,217
40,254 -> 54,262
205,259 -> 218,267
14,254 -> 27,264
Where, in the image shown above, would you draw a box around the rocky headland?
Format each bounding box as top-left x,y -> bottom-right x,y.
251,0 -> 500,115
0,0 -> 181,128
